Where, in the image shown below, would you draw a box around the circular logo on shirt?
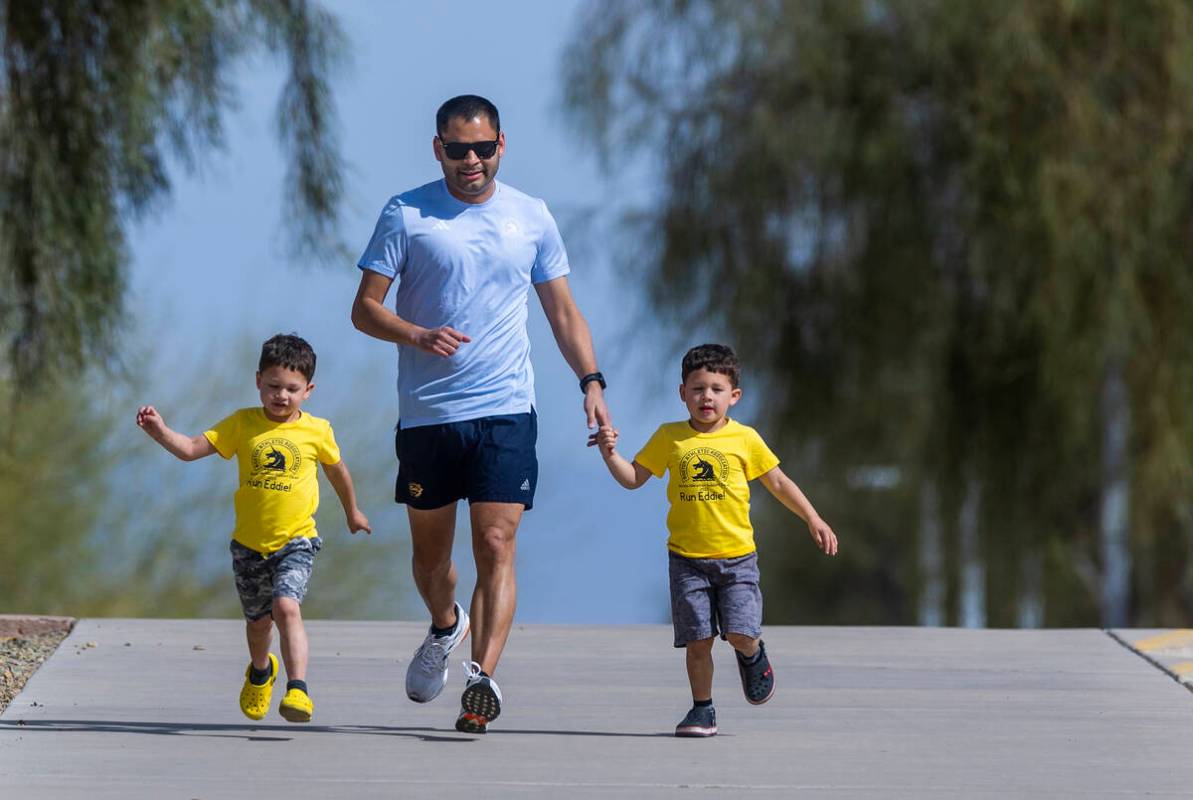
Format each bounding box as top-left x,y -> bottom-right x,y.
679,447 -> 729,486
251,438 -> 301,477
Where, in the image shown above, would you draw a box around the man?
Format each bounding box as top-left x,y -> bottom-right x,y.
351,95 -> 610,733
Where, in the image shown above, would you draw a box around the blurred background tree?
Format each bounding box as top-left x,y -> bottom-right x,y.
0,0 -> 345,389
0,2 -> 416,619
564,0 -> 1193,627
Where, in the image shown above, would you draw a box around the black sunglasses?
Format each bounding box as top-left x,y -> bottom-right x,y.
438,136 -> 500,160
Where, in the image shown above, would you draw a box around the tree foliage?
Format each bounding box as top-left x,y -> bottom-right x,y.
0,0 -> 345,387
564,0 -> 1193,625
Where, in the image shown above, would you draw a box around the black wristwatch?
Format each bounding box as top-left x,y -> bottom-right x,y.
579,372 -> 606,393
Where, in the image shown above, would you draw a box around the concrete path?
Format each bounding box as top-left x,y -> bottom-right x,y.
2,620 -> 1191,798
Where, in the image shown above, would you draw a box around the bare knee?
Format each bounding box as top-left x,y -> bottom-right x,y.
271,597 -> 302,628
412,549 -> 453,582
246,615 -> 273,637
474,525 -> 516,568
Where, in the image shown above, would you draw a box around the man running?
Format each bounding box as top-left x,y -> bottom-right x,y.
351,94 -> 610,733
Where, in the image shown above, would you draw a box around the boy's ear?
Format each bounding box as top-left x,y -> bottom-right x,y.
304,382 -> 315,397
729,387 -> 743,405
255,371 -> 263,389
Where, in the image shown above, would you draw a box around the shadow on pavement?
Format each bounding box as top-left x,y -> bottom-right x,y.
0,719 -> 672,741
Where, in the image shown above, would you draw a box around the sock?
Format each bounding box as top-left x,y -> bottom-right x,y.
694,698 -> 713,708
430,607 -> 459,637
479,670 -> 490,679
249,661 -> 272,686
286,679 -> 308,694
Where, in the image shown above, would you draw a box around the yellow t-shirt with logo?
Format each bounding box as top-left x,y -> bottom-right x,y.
204,408 -> 342,555
635,419 -> 780,559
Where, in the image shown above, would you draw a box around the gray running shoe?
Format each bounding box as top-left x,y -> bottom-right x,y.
737,640 -> 775,705
675,704 -> 717,737
405,602 -> 469,703
455,660 -> 502,733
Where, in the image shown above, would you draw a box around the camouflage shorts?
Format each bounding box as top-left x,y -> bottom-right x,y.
229,537 -> 323,621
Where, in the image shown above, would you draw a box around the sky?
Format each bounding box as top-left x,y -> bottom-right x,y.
125,0 -> 693,623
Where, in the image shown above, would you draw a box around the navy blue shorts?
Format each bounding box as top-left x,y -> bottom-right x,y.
394,410 -> 538,510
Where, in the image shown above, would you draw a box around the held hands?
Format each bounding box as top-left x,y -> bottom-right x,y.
347,508 -> 372,535
135,405 -> 167,439
590,425 -> 620,458
807,515 -> 839,556
416,325 -> 471,358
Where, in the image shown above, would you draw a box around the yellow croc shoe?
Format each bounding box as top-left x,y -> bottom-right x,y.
239,653 -> 278,721
279,686 -> 313,723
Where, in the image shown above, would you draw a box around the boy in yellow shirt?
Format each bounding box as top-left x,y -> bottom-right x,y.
136,333 -> 370,723
595,343 -> 837,737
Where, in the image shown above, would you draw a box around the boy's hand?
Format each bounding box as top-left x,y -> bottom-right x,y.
347,509 -> 372,535
136,405 -> 166,438
807,516 -> 838,556
589,425 -> 619,457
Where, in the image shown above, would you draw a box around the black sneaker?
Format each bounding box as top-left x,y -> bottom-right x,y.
454,660 -> 502,734
675,704 -> 717,737
737,641 -> 775,705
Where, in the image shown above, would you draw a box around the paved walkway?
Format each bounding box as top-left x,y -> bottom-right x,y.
2,620 -> 1192,798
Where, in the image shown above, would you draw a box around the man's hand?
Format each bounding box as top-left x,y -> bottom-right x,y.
347,508 -> 372,535
416,326 -> 471,358
807,516 -> 839,556
584,384 -> 610,433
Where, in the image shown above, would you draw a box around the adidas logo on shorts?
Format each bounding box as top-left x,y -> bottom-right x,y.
520,479 -> 530,491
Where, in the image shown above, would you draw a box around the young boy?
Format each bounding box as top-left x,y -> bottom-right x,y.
595,343 -> 838,737
136,333 -> 370,724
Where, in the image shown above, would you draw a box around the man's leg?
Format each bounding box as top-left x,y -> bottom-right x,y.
405,502 -> 471,704
468,501 -> 522,675
408,503 -> 459,628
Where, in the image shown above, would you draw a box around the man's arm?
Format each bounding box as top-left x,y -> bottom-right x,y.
350,270 -> 471,357
534,276 -> 610,429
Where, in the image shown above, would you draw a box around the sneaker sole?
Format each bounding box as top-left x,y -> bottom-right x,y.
455,711 -> 488,734
460,679 -> 501,722
405,618 -> 471,703
675,725 -> 717,737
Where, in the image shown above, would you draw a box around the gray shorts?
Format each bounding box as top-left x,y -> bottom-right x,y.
229,537 -> 322,621
669,550 -> 763,647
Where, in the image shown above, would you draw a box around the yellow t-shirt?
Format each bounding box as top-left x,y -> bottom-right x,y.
635,419 -> 780,559
204,408 -> 342,555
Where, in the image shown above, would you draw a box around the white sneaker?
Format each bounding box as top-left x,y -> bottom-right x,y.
455,660 -> 503,733
405,602 -> 470,703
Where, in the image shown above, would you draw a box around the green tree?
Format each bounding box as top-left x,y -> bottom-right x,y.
564,0 -> 1193,626
0,0 -> 345,388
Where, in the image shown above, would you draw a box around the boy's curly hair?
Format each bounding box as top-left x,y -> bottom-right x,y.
259,333 -> 316,382
681,343 -> 740,388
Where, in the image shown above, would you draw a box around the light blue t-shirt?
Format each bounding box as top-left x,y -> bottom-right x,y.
357,179 -> 571,428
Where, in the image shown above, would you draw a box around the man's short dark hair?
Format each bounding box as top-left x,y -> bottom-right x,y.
259,333 -> 316,382
436,95 -> 500,136
681,343 -> 741,388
